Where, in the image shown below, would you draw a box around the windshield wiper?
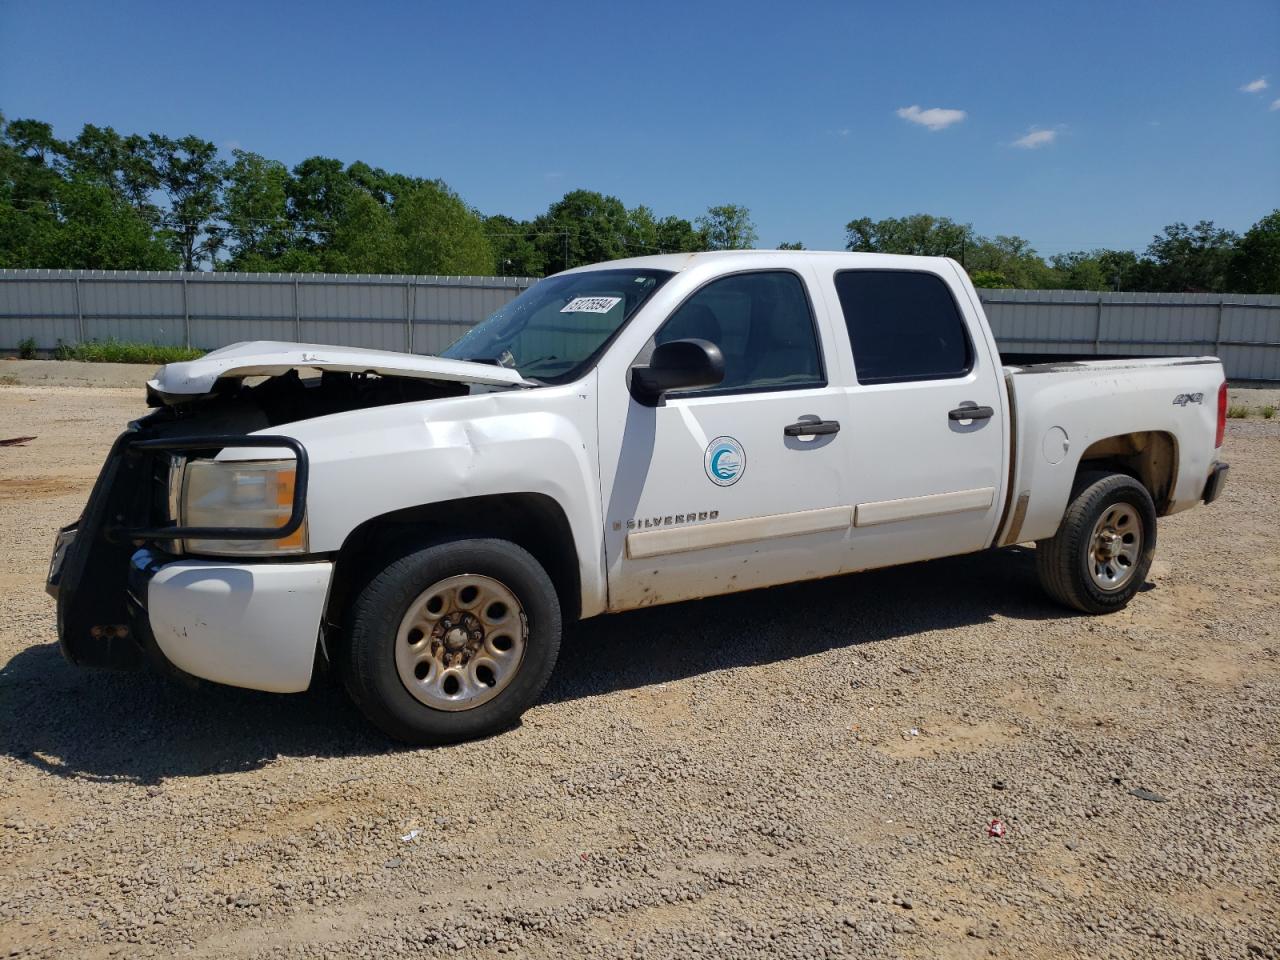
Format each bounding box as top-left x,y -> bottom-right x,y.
513,355 -> 559,372
466,349 -> 518,369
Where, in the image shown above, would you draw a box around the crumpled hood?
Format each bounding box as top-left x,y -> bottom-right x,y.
147,341 -> 531,400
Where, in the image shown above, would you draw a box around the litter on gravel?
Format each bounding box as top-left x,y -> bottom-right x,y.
1128,787 -> 1170,803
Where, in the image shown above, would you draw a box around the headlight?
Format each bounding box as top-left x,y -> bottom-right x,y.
177,458 -> 308,556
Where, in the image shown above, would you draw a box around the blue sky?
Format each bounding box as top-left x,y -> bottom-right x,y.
1,0 -> 1277,255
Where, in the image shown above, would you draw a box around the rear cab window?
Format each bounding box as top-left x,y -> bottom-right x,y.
833,270 -> 974,384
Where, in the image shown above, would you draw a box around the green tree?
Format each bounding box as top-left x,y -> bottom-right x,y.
533,190 -> 632,272
39,177 -> 177,269
1144,220 -> 1239,292
393,181 -> 494,275
1047,249 -> 1154,291
0,114 -> 61,265
697,204 -> 757,250
0,116 -> 172,270
1048,251 -> 1108,290
323,189 -> 402,273
967,235 -> 1055,288
777,241 -> 806,250
485,214 -> 544,276
287,156 -> 355,249
149,134 -> 226,269
64,124 -> 159,217
1227,209 -> 1280,293
969,269 -> 1011,288
655,215 -> 706,253
4,118 -> 64,169
222,150 -> 293,270
845,213 -> 974,258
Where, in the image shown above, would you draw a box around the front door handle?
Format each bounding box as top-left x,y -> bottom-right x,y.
948,405 -> 994,422
784,419 -> 841,437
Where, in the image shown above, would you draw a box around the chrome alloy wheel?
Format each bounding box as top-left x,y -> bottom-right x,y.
394,574 -> 528,711
1087,503 -> 1143,592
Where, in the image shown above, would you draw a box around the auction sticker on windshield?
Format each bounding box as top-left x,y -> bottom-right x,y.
561,296 -> 622,314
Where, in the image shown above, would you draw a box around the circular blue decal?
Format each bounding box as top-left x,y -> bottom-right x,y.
704,436 -> 746,487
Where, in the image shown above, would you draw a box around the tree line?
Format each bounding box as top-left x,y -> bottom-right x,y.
1,114 -> 1276,292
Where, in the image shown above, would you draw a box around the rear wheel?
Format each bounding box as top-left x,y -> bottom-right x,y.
344,538 -> 561,744
1035,471 -> 1157,614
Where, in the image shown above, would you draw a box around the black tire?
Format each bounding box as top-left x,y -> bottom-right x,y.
343,538 -> 561,745
1035,470 -> 1157,614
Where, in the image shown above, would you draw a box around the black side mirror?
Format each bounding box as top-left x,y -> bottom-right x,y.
630,338 -> 725,405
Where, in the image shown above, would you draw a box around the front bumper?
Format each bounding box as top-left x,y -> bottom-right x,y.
135,550 -> 333,693
48,425 -> 324,690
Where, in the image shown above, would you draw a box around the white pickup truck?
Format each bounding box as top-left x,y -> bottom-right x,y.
47,251 -> 1229,743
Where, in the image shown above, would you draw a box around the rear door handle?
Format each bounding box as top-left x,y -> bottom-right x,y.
784,419 -> 841,437
948,405 -> 994,422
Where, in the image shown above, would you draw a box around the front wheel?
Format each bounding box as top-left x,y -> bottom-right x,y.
1035,471 -> 1157,614
343,538 -> 562,744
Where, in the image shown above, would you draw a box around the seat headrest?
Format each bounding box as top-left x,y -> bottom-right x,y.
660,303 -> 723,346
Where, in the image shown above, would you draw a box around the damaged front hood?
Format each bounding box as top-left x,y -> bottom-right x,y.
147,341 -> 532,401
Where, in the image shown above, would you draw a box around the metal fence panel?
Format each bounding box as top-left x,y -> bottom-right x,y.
2,270 -> 1278,381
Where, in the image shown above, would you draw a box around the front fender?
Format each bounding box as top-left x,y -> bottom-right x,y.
254,378 -> 607,617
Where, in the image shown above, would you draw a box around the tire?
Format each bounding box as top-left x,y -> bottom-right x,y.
343,538 -> 561,745
1035,471 -> 1157,614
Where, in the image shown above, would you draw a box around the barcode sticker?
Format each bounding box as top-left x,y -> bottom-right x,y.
561,296 -> 622,314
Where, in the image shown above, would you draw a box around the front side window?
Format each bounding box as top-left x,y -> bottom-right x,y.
834,270 -> 974,384
443,268 -> 672,383
653,271 -> 823,394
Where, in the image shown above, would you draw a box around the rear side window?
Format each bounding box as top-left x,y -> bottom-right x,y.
834,270 -> 974,384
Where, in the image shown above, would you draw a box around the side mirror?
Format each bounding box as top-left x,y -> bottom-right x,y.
630,338 -> 725,405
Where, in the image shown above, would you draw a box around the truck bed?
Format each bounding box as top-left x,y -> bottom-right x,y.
997,354 -> 1224,547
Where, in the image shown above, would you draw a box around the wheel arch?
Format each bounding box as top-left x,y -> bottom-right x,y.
323,493 -> 582,645
1074,430 -> 1179,514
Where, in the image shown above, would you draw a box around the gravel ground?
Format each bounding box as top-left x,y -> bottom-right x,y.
0,359 -> 158,390
1,381 -> 1277,960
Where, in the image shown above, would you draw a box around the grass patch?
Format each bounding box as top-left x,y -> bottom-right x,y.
1263,405 -> 1276,420
52,339 -> 205,364
1226,404 -> 1250,419
0,374 -> 19,386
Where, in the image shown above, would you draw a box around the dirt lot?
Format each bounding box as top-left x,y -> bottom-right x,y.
1,379 -> 1277,960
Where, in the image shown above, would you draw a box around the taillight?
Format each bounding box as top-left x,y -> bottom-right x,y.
1215,381 -> 1227,448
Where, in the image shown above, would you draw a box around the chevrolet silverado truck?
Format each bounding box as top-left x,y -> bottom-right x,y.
46,251 -> 1230,744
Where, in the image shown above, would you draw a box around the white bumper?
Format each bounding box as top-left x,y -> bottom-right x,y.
146,559 -> 333,693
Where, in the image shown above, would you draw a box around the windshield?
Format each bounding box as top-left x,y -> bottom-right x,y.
442,269 -> 673,382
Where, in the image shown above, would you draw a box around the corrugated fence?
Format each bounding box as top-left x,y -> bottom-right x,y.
2,270 -> 1278,381
981,289 -> 1280,382
0,270 -> 535,357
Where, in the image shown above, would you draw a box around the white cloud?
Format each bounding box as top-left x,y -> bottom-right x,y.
1240,76 -> 1269,93
1271,98 -> 1280,111
896,105 -> 967,131
1013,127 -> 1057,149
